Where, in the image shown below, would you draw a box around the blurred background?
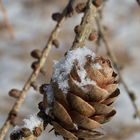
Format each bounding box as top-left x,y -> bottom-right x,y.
0,0 -> 140,139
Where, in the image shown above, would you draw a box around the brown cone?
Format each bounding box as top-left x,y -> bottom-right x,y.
50,56 -> 120,139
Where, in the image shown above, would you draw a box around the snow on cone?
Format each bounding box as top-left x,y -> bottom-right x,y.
45,47 -> 120,139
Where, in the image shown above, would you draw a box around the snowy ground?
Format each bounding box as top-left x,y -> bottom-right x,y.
0,0 -> 140,139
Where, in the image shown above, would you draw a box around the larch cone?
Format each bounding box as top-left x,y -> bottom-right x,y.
47,47 -> 120,140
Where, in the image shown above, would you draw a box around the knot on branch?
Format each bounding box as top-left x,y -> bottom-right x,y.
8,110 -> 17,125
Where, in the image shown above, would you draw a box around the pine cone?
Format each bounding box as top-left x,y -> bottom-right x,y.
48,47 -> 120,140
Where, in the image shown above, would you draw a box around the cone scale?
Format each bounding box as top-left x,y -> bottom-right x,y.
46,47 -> 120,139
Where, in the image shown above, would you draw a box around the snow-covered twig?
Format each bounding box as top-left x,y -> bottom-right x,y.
10,115 -> 43,140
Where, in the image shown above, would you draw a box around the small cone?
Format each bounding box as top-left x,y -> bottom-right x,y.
45,48 -> 120,139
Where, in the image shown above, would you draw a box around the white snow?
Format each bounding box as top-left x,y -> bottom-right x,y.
93,63 -> 102,70
76,68 -> 96,87
44,85 -> 54,114
46,108 -> 51,114
73,123 -> 78,130
23,115 -> 42,131
52,47 -> 96,93
13,115 -> 43,133
12,126 -> 21,134
44,85 -> 54,106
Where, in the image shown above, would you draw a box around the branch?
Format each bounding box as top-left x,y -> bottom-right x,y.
96,17 -> 140,119
0,1 -> 75,139
71,0 -> 98,49
0,0 -> 15,39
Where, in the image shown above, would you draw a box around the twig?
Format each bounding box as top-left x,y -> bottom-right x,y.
96,17 -> 140,118
71,0 -> 97,50
0,1 -> 75,140
0,0 -> 15,39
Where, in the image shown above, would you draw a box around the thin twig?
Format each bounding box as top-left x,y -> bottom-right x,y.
71,0 -> 98,50
96,17 -> 140,118
0,0 -> 15,39
0,1 -> 75,139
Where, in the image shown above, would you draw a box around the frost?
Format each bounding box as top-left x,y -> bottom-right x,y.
23,115 -> 42,131
13,115 -> 43,132
76,68 -> 96,87
93,63 -> 102,70
44,84 -> 54,106
46,108 -> 50,114
42,84 -> 54,114
12,126 -> 21,134
74,123 -> 78,130
52,47 -> 96,93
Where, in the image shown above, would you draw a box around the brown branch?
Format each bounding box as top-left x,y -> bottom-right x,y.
71,0 -> 98,50
0,0 -> 15,39
0,1 -> 75,139
96,17 -> 140,119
